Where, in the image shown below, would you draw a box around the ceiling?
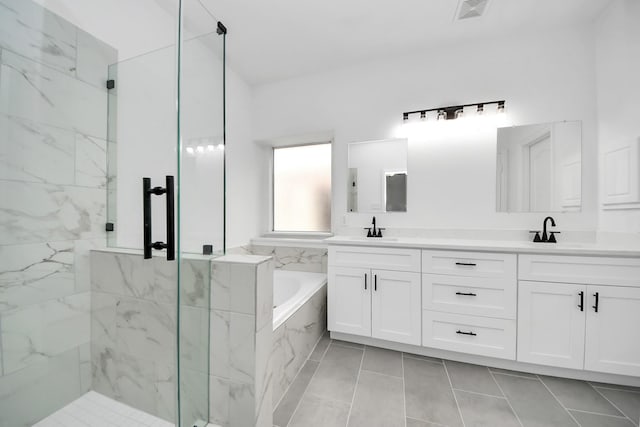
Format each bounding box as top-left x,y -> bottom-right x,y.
198,0 -> 612,85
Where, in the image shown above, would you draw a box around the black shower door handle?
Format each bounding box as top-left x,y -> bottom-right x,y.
143,176 -> 175,261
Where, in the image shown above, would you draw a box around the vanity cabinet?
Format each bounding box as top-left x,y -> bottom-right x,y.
517,255 -> 640,376
328,246 -> 421,345
421,250 -> 517,360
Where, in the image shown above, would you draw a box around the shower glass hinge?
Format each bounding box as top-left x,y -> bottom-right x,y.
105,222 -> 114,232
106,79 -> 115,89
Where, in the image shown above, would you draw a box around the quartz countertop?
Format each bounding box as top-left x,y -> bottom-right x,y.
325,235 -> 640,258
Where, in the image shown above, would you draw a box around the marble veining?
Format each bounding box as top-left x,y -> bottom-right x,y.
230,244 -> 327,273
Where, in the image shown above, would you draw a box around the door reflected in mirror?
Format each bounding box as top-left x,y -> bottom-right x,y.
496,121 -> 582,213
348,138 -> 408,213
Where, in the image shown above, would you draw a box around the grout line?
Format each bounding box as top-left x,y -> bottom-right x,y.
490,370 -> 540,381
569,408 -> 633,419
402,350 -> 407,427
452,388 -> 507,400
588,383 -> 640,395
591,385 -> 638,426
402,353 -> 443,364
489,370 -> 525,427
443,360 -> 467,427
360,367 -> 403,380
405,417 -> 449,427
344,343 -> 366,427
538,376 -> 583,427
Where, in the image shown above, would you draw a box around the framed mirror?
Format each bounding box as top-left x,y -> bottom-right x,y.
347,138 -> 408,212
496,121 -> 582,212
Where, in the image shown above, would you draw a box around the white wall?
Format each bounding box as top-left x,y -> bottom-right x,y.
595,0 -> 640,233
253,26 -> 599,235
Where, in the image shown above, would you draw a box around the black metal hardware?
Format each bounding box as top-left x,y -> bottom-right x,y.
142,176 -> 175,261
364,274 -> 367,290
529,230 -> 542,242
456,330 -> 477,336
456,292 -> 477,296
548,231 -> 561,243
402,100 -> 505,122
578,291 -> 584,311
374,274 -> 377,291
377,228 -> 385,238
106,79 -> 115,90
203,244 -> 213,255
593,292 -> 599,313
364,227 -> 373,237
216,21 -> 227,35
105,222 -> 114,232
540,216 -> 556,242
455,262 -> 477,267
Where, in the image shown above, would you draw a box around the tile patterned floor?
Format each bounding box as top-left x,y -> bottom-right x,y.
274,333 -> 640,427
33,391 -> 173,427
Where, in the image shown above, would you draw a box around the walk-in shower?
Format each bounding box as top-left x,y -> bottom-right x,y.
0,0 -> 225,425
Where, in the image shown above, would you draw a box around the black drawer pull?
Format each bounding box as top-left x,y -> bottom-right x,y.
593,292 -> 599,313
456,330 -> 477,336
455,262 -> 477,267
456,292 -> 477,297
374,274 -> 377,291
364,274 -> 367,290
578,291 -> 584,311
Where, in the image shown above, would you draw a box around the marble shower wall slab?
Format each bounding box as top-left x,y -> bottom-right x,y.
229,244 -> 328,273
271,285 -> 327,408
209,255 -> 274,427
0,3 -> 116,425
90,249 -> 213,423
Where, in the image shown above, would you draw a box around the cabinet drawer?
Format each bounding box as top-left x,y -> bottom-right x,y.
422,311 -> 516,360
422,250 -> 516,280
519,255 -> 640,286
422,274 -> 516,319
329,245 -> 421,272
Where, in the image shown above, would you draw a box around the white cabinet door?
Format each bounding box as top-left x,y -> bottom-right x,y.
328,266 -> 371,337
585,286 -> 640,376
371,270 -> 421,345
517,281 -> 586,369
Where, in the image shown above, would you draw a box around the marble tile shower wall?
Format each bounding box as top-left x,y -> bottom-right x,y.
90,250 -> 212,424
209,255 -> 274,427
229,245 -> 327,273
0,1 -> 115,426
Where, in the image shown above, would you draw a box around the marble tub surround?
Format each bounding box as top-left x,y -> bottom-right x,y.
90,249 -> 213,423
271,284 -> 327,409
0,2 -> 116,426
229,243 -> 327,273
209,255 -> 274,427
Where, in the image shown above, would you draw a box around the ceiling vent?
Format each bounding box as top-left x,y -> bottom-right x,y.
455,0 -> 490,20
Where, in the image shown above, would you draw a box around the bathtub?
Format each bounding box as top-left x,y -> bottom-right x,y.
272,270 -> 327,330
271,270 -> 327,407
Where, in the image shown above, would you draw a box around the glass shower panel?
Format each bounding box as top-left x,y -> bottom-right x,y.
178,1 -> 226,425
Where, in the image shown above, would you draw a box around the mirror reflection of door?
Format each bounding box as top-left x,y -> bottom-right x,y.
526,132 -> 552,211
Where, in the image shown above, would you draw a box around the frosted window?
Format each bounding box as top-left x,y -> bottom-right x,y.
273,143 -> 332,232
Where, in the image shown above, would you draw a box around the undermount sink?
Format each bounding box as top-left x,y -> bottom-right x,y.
348,236 -> 399,242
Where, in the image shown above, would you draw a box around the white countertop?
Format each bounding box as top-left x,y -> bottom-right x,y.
325,235 -> 640,257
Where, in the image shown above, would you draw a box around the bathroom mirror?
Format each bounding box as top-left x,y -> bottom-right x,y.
496,121 -> 582,212
347,138 -> 408,212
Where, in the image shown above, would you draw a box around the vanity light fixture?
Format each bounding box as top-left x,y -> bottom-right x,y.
402,100 -> 505,122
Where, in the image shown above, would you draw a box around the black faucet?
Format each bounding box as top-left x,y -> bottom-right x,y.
364,216 -> 385,237
530,216 -> 560,243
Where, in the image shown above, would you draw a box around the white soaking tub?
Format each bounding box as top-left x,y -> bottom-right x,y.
272,270 -> 327,330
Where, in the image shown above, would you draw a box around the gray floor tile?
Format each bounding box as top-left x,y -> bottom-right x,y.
362,346 -> 403,378
589,382 -> 640,394
404,356 -> 463,427
305,343 -> 363,403
406,418 -> 443,427
403,352 -> 443,364
494,373 -> 579,427
347,370 -> 404,427
594,387 -> 640,426
488,367 -> 537,379
569,411 -> 636,427
331,339 -> 364,349
274,360 -> 319,427
539,375 -> 622,416
288,393 -> 350,427
454,390 -> 520,427
308,332 -> 331,361
446,360 -> 503,397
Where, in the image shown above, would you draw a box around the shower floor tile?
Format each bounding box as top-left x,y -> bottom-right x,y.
33,391 -> 173,427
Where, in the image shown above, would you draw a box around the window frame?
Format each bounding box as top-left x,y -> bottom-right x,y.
269,141 -> 333,237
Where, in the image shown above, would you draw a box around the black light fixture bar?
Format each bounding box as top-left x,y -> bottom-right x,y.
402,100 -> 505,121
